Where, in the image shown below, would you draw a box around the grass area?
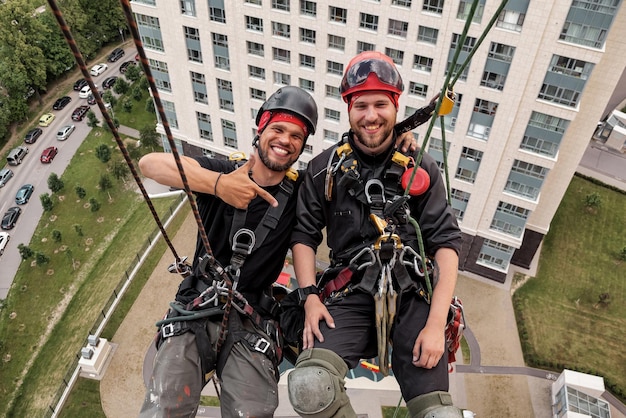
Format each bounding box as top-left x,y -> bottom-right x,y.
514,175 -> 626,401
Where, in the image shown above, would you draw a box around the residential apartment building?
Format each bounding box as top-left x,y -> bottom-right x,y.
129,0 -> 626,282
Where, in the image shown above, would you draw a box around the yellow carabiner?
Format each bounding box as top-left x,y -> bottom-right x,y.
438,89 -> 456,116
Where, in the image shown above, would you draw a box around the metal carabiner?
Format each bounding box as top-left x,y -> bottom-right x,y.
349,246 -> 377,271
364,179 -> 386,205
231,228 -> 256,254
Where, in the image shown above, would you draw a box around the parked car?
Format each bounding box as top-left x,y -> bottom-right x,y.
53,96 -> 72,110
15,184 -> 34,205
119,60 -> 137,73
71,105 -> 90,121
56,124 -> 75,141
1,207 -> 21,230
24,128 -> 43,144
6,146 -> 28,166
87,93 -> 96,105
102,76 -> 118,90
108,47 -> 125,62
73,78 -> 88,91
40,146 -> 58,163
39,113 -> 56,127
0,231 -> 9,255
79,85 -> 95,99
90,63 -> 108,76
0,168 -> 13,188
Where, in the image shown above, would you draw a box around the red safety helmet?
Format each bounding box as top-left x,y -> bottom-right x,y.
340,51 -> 404,107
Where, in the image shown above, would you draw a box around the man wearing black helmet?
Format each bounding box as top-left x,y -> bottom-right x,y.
137,86 -> 318,418
288,52 -> 467,417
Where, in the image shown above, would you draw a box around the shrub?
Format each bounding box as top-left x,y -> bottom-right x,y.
40,193 -> 54,212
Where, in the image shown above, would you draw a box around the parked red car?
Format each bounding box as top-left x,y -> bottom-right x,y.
40,146 -> 58,163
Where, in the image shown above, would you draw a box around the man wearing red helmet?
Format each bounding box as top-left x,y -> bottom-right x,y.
288,52 -> 467,417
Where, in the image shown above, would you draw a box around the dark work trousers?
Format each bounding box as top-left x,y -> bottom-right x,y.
315,291 -> 449,402
139,313 -> 279,418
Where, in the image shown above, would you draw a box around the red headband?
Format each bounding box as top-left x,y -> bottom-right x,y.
257,111 -> 309,137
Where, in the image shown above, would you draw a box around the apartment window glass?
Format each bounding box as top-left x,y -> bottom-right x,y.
272,0 -> 290,11
149,59 -> 171,92
538,55 -> 593,107
418,26 -> 438,44
467,98 -> 497,140
521,111 -> 569,157
300,0 -> 316,16
135,14 -> 164,52
357,41 -> 376,53
455,147 -> 483,183
184,26 -> 203,63
196,111 -> 213,141
217,79 -> 234,111
300,54 -> 315,69
247,41 -> 264,57
181,0 -> 196,16
457,0 -> 485,23
329,6 -> 347,23
246,16 -> 263,32
191,71 -> 208,104
248,65 -> 265,80
245,0 -> 262,4
477,239 -> 515,271
161,100 -> 178,129
325,108 -> 341,121
324,129 -> 339,143
450,188 -> 470,221
208,0 -> 226,23
388,19 -> 408,37
212,33 -> 229,70
560,0 -> 619,49
133,0 -> 156,4
328,34 -> 346,51
496,0 -> 529,32
443,92 -> 462,132
427,137 -> 450,174
408,82 -> 428,97
392,0 -> 412,6
490,201 -> 530,238
272,21 -> 291,38
300,28 -> 316,44
222,119 -> 238,148
481,42 -> 515,91
423,0 -> 444,14
413,55 -> 433,72
446,32 -> 475,81
273,47 -> 291,63
250,88 -> 266,101
327,60 -> 344,76
299,78 -> 315,92
360,13 -> 379,31
504,160 -> 549,201
273,71 -> 291,85
325,85 -> 341,99
385,48 -> 404,66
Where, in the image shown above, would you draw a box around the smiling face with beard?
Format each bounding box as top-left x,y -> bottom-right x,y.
255,121 -> 306,172
348,92 -> 397,155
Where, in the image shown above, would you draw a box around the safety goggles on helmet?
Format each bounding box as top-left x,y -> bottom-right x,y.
340,58 -> 404,101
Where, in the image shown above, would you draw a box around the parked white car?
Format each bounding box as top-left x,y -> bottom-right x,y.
90,63 -> 108,76
79,85 -> 95,99
0,231 -> 9,255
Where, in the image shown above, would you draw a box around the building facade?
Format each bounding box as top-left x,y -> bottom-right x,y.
129,0 -> 625,282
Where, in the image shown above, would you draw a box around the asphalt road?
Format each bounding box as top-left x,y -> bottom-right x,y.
0,48 -> 136,299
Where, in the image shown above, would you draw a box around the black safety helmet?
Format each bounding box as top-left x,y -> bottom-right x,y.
253,86 -> 318,147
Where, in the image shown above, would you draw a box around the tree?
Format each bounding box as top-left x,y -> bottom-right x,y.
145,97 -> 155,114
95,144 -> 111,163
89,197 -> 101,212
35,252 -> 50,266
75,185 -> 87,199
87,110 -> 99,128
52,230 -> 62,243
584,192 -> 602,213
130,83 -> 144,101
98,174 -> 113,193
40,193 -> 54,212
17,244 -> 33,260
620,246 -> 626,261
37,11 -> 75,79
73,224 -> 84,236
102,91 -> 117,108
111,160 -> 130,182
125,64 -> 142,83
140,124 -> 160,151
121,97 -> 133,113
113,77 -> 130,95
47,173 -> 64,193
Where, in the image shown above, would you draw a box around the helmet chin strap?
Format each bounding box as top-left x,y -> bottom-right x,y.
251,134 -> 260,148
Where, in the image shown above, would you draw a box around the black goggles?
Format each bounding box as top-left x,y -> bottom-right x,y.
340,59 -> 404,93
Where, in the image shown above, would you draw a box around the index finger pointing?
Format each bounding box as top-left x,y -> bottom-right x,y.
254,184 -> 278,207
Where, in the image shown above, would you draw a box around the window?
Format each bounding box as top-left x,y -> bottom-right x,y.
272,0 -> 290,11
272,21 -> 291,38
446,33 -> 476,81
413,55 -> 433,72
360,13 -> 379,31
300,27 -> 316,44
303,144 -> 313,154
191,71 -> 208,104
490,201 -> 530,238
325,108 -> 340,121
217,79 -> 234,111
450,188 -> 470,221
181,0 -> 196,16
212,33 -> 229,70
133,0 -> 156,4
457,0 -> 485,23
222,119 -> 238,148
385,48 -> 404,66
329,6 -> 347,23
245,0 -> 262,4
150,59 -> 171,92
392,0 -> 412,6
135,14 -> 164,52
520,111 -> 569,157
247,41 -> 264,57
477,239 -> 515,271
300,0 -> 316,16
273,48 -> 291,63
418,26 -> 438,44
184,26 -> 203,63
246,16 -> 263,32
250,88 -> 266,101
467,99 -> 497,140
273,71 -> 291,85
423,0 -> 444,14
324,129 -> 339,143
357,41 -> 376,54
481,42 -> 515,90
496,8 -> 526,32
161,100 -> 178,129
249,65 -> 265,80
538,55 -> 593,108
328,34 -> 345,51
504,160 -> 549,201
208,0 -> 226,23
326,85 -> 341,99
443,92 -> 462,132
196,111 -> 213,141
408,82 -> 428,97
388,19 -> 408,37
300,54 -> 315,69
327,61 -> 344,76
455,147 -> 483,183
299,78 -> 315,92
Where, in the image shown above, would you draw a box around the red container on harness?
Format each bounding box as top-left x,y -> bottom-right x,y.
401,166 -> 430,196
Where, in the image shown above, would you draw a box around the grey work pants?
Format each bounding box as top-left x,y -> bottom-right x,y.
139,315 -> 279,418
